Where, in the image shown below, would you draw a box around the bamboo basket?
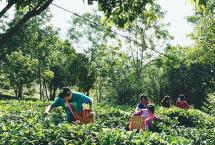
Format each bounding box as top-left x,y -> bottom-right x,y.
129,116 -> 145,131
77,110 -> 94,124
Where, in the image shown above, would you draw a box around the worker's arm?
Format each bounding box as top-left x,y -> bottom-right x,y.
135,106 -> 140,112
43,97 -> 63,117
133,110 -> 143,116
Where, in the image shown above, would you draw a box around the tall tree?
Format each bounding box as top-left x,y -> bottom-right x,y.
68,12 -> 120,102
5,51 -> 38,99
125,2 -> 171,95
1,11 -> 56,100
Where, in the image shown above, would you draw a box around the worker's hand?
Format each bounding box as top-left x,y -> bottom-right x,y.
89,112 -> 94,117
75,120 -> 81,124
43,111 -> 49,117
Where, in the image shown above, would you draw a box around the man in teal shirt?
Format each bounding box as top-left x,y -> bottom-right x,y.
44,87 -> 94,123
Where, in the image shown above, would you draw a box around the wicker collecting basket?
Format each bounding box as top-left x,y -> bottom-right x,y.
77,109 -> 94,124
129,116 -> 145,131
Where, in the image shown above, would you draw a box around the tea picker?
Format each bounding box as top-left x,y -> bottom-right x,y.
43,87 -> 95,124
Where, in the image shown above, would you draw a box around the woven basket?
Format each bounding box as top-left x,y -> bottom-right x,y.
77,110 -> 94,124
129,116 -> 145,131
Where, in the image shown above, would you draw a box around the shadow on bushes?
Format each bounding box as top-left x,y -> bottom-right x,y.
0,93 -> 38,101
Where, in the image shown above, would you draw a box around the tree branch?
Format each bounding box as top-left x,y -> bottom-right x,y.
0,2 -> 15,19
0,0 -> 54,48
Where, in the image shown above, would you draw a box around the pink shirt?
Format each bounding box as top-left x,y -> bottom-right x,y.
133,109 -> 151,118
133,109 -> 160,129
176,100 -> 189,109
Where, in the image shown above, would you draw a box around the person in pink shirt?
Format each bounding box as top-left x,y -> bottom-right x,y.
176,94 -> 189,109
133,104 -> 161,131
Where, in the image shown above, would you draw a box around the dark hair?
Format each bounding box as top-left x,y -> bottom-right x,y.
147,104 -> 155,113
179,94 -> 186,101
164,95 -> 170,100
140,94 -> 148,101
59,87 -> 71,98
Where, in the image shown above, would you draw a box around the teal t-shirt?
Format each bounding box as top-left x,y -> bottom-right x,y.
51,92 -> 91,123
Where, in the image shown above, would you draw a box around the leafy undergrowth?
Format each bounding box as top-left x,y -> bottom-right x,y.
0,100 -> 214,145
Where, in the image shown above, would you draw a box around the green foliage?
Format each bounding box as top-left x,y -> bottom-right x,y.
0,0 -> 54,48
67,53 -> 95,93
0,100 -> 214,144
89,0 -> 208,28
88,0 -> 154,28
1,12 -> 56,99
4,51 -> 38,98
0,0 -> 53,13
67,9 -> 171,104
202,93 -> 215,116
1,10 -> 96,99
0,0 -> 213,114
158,107 -> 214,128
157,107 -> 215,145
155,46 -> 215,108
190,0 -> 208,11
187,0 -> 215,65
5,51 -> 38,84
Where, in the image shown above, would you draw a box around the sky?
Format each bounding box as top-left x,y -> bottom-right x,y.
158,0 -> 195,46
0,0 -> 195,46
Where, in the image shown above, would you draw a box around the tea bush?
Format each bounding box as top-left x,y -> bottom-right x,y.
158,107 -> 214,128
0,100 -> 214,145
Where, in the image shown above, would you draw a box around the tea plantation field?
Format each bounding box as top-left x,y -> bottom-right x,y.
0,100 -> 214,145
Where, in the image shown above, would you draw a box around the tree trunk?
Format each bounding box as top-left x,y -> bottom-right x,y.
98,76 -> 102,103
95,72 -> 99,103
39,75 -> 42,100
95,81 -> 99,103
0,2 -> 14,19
51,86 -> 57,100
0,0 -> 54,48
49,85 -> 53,100
39,66 -> 44,100
43,81 -> 49,100
18,85 -> 23,99
14,88 -> 18,99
